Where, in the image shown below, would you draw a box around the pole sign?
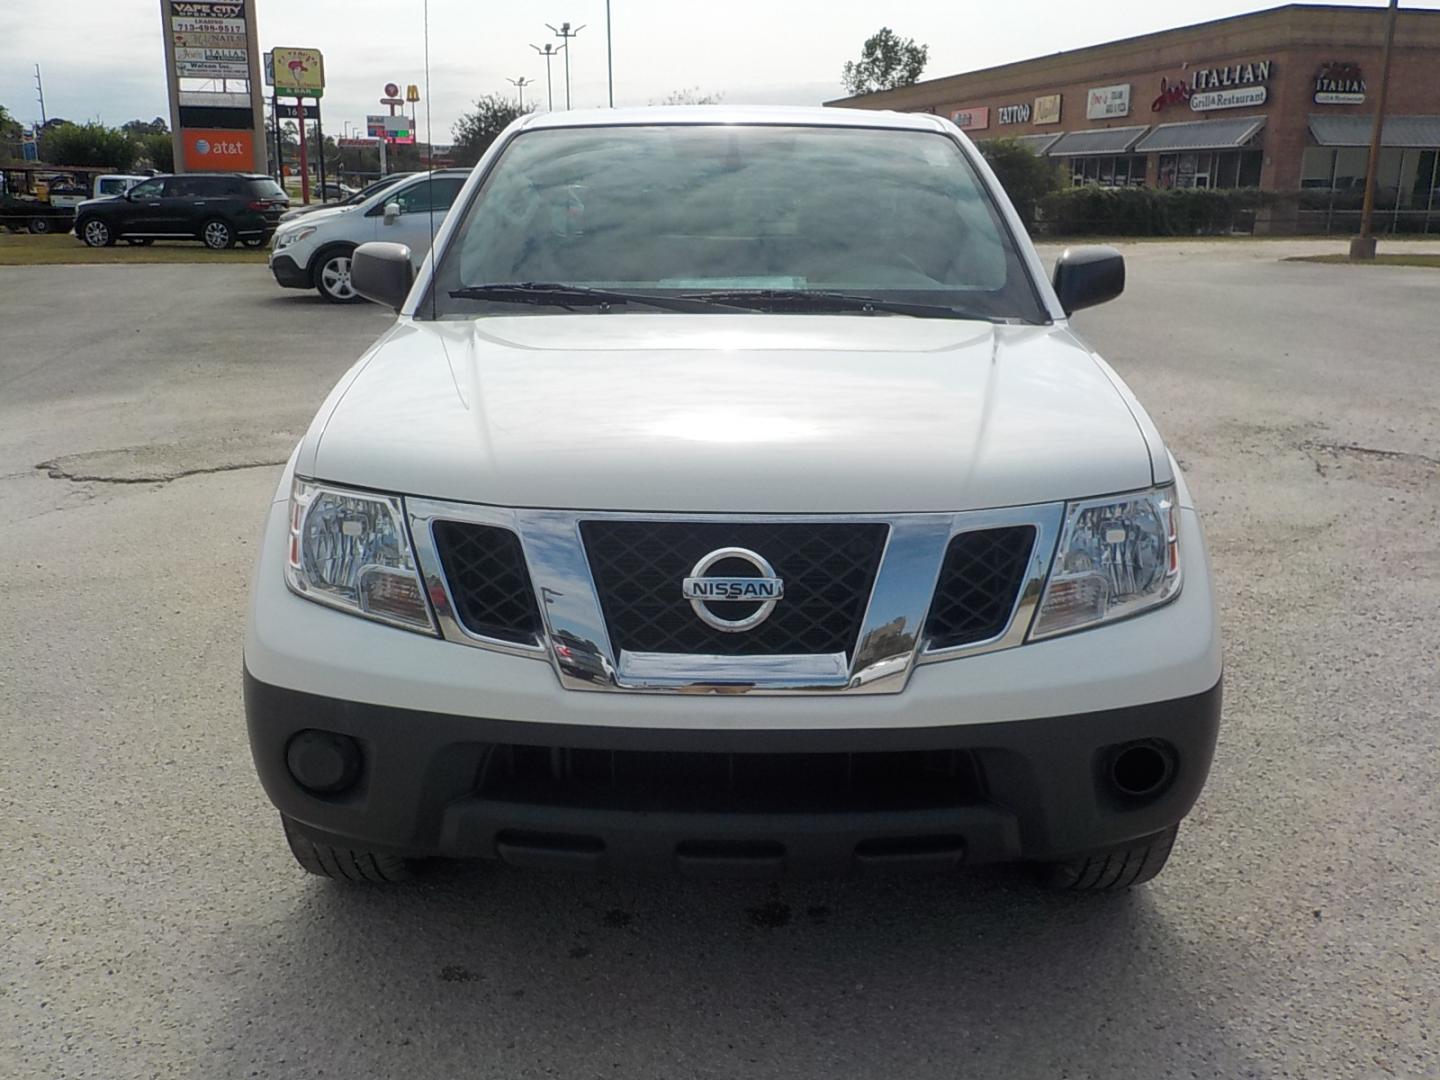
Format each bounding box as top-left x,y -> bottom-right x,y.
1087,84 -> 1131,120
272,47 -> 324,98
406,84 -> 420,103
1314,62 -> 1366,105
163,0 -> 267,174
384,83 -> 400,98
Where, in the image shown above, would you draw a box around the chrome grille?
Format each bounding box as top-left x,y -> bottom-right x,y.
431,521 -> 543,645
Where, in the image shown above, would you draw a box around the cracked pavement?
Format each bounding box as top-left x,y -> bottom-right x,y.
2,243 -> 1438,1080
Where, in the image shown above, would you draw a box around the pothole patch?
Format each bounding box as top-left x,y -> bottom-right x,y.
37,434 -> 294,485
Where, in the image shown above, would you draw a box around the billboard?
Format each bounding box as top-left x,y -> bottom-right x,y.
181,129 -> 256,170
366,114 -> 415,144
169,2 -> 249,77
271,47 -> 325,98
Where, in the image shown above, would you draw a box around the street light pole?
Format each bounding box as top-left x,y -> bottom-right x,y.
606,1 -> 614,107
546,22 -> 585,110
1352,0 -> 1400,260
530,43 -> 564,112
507,76 -> 533,111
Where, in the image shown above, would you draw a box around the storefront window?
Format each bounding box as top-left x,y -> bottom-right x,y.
1301,148 -> 1336,188
1333,148 -> 1368,192
1069,155 -> 1147,188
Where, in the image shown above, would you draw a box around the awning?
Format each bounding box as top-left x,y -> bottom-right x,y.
1308,115 -> 1440,148
1011,133 -> 1062,156
1134,116 -> 1266,153
1046,125 -> 1149,157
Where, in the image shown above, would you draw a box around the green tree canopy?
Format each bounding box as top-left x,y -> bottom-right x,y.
841,28 -> 929,96
450,94 -> 533,166
133,131 -> 173,172
978,138 -> 1061,224
122,117 -> 169,136
651,88 -> 725,106
38,122 -> 138,170
0,104 -> 24,142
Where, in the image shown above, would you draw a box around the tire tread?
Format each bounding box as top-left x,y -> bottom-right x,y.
1041,824 -> 1178,892
281,815 -> 412,883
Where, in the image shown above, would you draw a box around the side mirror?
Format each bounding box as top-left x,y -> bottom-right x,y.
382,200 -> 401,225
351,241 -> 415,311
1052,246 -> 1125,316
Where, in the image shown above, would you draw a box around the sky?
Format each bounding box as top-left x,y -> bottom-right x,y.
3,0 -> 1437,144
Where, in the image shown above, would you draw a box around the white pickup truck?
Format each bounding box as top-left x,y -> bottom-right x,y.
244,106 -> 1221,891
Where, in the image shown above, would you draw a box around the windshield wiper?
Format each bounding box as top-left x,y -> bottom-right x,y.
680,288 -> 969,319
448,282 -> 746,313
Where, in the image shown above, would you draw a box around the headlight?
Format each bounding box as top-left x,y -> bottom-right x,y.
274,226 -> 315,250
284,479 -> 436,634
1031,484 -> 1180,639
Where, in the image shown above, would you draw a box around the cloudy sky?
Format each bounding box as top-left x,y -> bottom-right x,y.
2,0 -> 1434,142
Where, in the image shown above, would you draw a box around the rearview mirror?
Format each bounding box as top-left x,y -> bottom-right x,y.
382,200 -> 401,225
1052,246 -> 1125,315
351,241 -> 415,311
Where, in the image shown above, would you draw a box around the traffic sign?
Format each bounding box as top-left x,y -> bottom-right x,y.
384,82 -> 400,98
380,97 -> 405,106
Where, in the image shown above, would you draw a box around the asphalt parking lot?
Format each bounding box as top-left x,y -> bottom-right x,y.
2,242 -> 1437,1080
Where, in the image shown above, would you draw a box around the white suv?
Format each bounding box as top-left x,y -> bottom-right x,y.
245,107 -> 1221,890
267,169 -> 468,303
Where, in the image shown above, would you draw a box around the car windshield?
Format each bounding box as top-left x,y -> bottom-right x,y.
427,124 -> 1044,322
247,178 -> 286,199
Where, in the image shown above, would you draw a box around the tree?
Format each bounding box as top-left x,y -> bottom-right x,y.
38,122 -> 138,170
651,87 -> 725,106
0,104 -> 23,142
451,94 -> 533,166
134,131 -> 173,172
122,117 -> 169,136
841,28 -> 929,96
978,138 -> 1060,224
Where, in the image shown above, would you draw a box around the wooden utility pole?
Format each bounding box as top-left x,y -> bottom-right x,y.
1351,0 -> 1400,260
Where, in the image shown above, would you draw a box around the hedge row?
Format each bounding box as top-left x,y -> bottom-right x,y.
1035,187 -> 1268,236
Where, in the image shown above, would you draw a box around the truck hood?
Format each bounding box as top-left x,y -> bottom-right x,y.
306,314 -> 1156,513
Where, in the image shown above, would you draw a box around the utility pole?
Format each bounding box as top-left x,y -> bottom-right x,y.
546,22 -> 585,110
530,43 -> 564,111
34,64 -> 47,127
507,76 -> 534,111
605,1 -> 614,107
1352,0 -> 1400,260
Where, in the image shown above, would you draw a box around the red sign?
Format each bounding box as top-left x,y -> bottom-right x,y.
949,106 -> 989,132
181,128 -> 255,170
1151,77 -> 1192,112
384,82 -> 400,97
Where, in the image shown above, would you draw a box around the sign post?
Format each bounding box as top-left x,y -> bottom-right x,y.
272,48 -> 325,204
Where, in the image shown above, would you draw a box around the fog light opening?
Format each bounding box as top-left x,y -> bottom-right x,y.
286,730 -> 363,796
1108,741 -> 1176,800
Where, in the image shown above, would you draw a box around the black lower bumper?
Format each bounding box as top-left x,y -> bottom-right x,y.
269,252 -> 309,288
243,669 -> 1221,877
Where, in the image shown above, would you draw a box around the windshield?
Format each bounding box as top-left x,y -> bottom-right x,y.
428,125 -> 1044,322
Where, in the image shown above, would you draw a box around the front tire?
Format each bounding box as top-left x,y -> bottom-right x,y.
314,246 -> 363,303
78,218 -> 114,247
1038,824 -> 1179,892
28,218 -> 53,235
201,218 -> 234,250
281,815 -> 413,883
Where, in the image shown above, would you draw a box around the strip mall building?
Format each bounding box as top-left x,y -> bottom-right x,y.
829,4 -> 1440,232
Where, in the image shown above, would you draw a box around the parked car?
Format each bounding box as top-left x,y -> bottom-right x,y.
268,169 -> 467,302
245,107 -> 1221,890
279,173 -> 412,224
92,173 -> 150,198
73,173 -> 289,250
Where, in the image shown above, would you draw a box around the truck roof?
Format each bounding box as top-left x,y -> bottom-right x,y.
518,104 -> 948,133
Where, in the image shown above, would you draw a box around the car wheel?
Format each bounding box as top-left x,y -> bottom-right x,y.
78,218 -> 114,247
315,247 -> 363,303
201,218 -> 235,250
28,218 -> 53,235
281,815 -> 413,883
1037,824 -> 1179,892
